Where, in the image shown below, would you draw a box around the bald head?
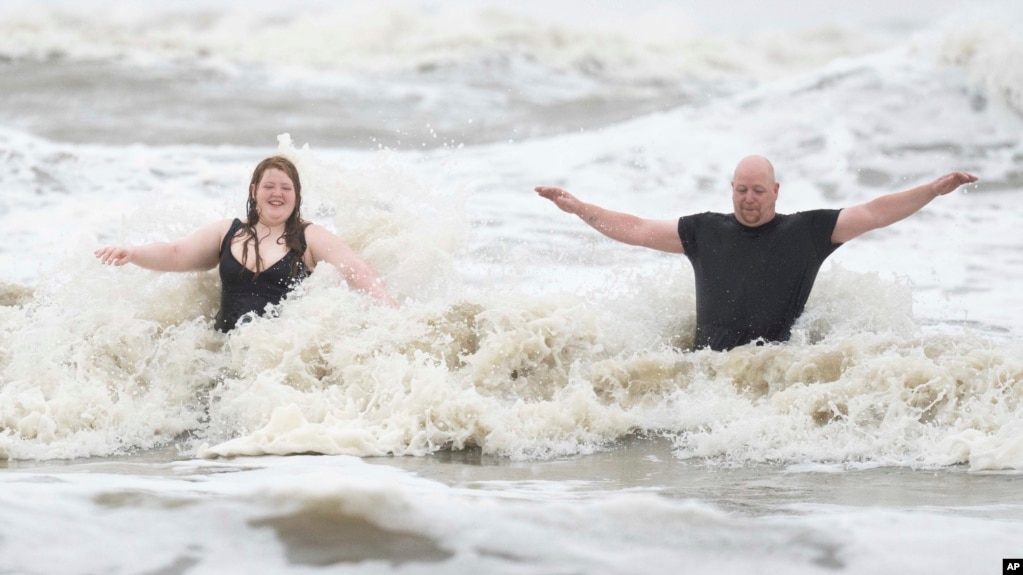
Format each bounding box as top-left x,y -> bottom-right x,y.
731,155 -> 780,227
733,155 -> 777,184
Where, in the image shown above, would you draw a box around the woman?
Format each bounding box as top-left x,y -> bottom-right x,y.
95,155 -> 397,331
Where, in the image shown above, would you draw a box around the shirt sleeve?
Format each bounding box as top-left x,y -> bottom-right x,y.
677,213 -> 704,257
804,209 -> 843,258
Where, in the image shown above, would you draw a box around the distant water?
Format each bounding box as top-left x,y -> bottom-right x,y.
1,1 -> 1022,573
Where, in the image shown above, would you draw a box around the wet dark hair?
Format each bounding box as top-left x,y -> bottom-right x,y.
239,156 -> 310,279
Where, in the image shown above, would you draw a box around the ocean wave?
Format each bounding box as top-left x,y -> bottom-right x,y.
935,16 -> 1023,116
4,235 -> 1021,470
1,60 -> 1020,470
4,2 -> 1019,148
0,1 -> 901,88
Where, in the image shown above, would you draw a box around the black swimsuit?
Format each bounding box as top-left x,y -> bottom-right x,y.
214,219 -> 309,332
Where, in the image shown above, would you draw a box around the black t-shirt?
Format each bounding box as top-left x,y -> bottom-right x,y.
677,210 -> 842,351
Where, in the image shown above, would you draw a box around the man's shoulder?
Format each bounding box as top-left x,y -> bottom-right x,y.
788,208 -> 842,218
681,211 -> 731,223
784,208 -> 842,227
690,211 -> 730,217
789,206 -> 838,223
778,209 -> 843,247
678,211 -> 732,234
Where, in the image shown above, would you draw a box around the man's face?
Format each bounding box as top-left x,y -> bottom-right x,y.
731,164 -> 779,227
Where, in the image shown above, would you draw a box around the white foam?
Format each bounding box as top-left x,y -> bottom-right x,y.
2,122 -> 1021,468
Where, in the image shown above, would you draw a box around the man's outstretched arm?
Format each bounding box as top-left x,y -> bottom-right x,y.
535,186 -> 684,254
832,171 -> 978,244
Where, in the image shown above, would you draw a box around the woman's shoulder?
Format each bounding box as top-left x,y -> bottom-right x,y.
190,218 -> 243,249
207,217 -> 241,236
300,221 -> 328,237
301,221 -> 353,252
185,217 -> 238,235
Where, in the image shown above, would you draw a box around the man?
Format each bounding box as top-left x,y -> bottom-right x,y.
536,155 -> 978,351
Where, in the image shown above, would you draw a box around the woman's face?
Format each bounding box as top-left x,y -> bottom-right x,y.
251,168 -> 297,226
